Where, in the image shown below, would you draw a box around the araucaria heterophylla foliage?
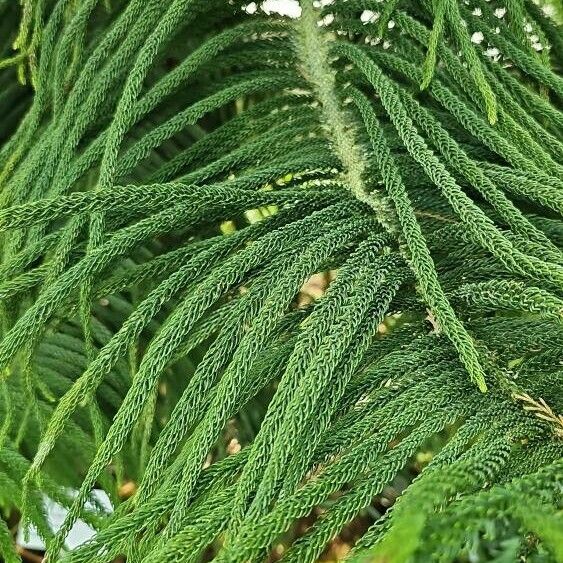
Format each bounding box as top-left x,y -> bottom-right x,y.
0,0 -> 562,561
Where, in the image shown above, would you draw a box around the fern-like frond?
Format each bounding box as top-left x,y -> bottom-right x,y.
0,0 -> 561,561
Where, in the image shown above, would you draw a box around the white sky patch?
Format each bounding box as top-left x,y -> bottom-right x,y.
261,0 -> 301,18
243,2 -> 258,14
318,13 -> 334,26
17,490 -> 113,552
360,9 -> 379,24
485,46 -> 501,61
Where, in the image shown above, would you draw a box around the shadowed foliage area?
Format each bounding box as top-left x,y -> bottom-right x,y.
0,0 -> 561,561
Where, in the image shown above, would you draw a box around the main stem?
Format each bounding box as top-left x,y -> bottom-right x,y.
294,1 -> 398,234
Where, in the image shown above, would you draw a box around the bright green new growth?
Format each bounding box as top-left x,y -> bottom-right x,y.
0,0 -> 561,562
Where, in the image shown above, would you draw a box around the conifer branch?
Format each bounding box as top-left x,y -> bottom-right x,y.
0,1 -> 560,561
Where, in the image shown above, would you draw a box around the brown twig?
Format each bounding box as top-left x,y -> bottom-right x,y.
513,392 -> 563,438
16,546 -> 44,563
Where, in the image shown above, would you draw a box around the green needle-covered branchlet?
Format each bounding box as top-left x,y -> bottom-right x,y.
0,0 -> 561,562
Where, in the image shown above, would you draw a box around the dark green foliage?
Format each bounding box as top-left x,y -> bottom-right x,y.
0,0 -> 561,561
